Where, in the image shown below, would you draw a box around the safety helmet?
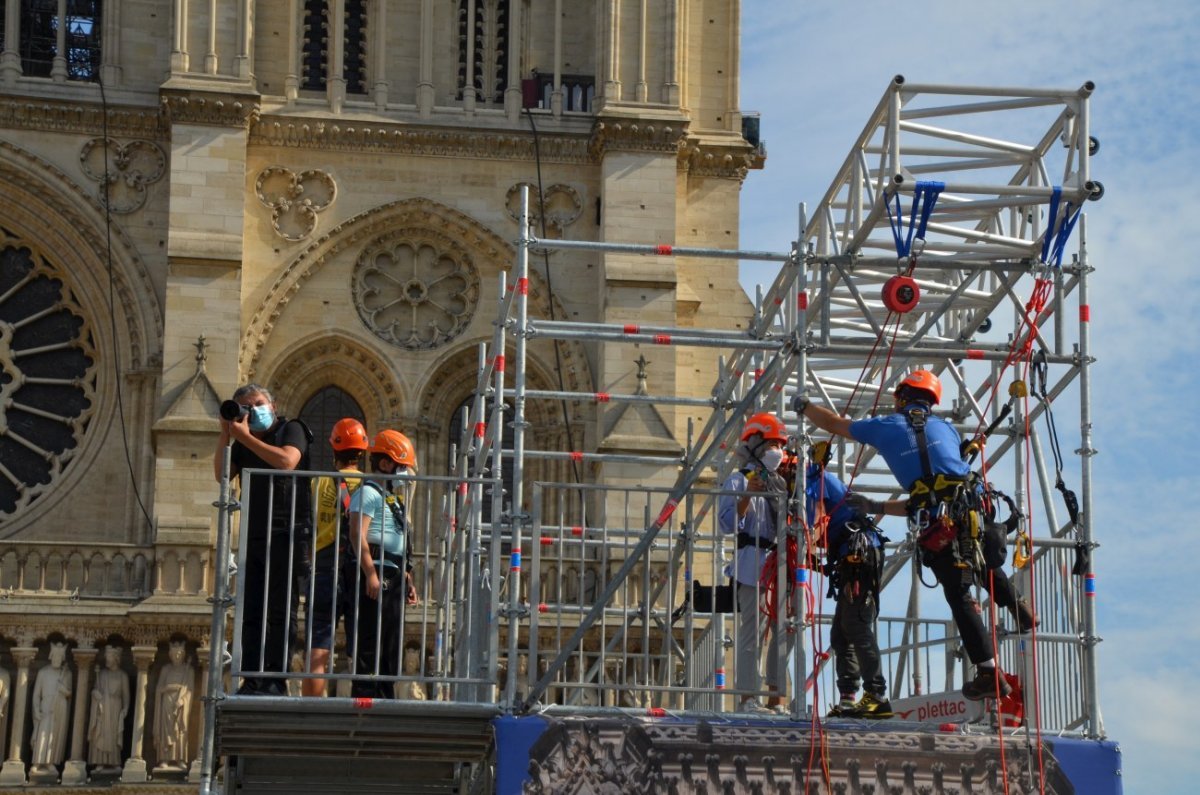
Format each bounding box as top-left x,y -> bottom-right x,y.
370,429 -> 417,469
894,370 -> 942,405
329,418 -> 369,452
740,412 -> 788,445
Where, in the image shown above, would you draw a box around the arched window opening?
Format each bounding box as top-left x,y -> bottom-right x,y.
298,385 -> 365,474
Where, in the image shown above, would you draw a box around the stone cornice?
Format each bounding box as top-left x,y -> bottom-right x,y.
588,117 -> 689,158
249,115 -> 592,163
161,88 -> 261,129
0,613 -> 211,648
0,94 -> 166,139
679,139 -> 767,181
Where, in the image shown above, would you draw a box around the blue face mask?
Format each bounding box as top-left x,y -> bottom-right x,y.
247,405 -> 275,432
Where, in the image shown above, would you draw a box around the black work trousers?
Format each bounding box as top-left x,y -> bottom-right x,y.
831,591 -> 886,698
927,548 -> 1021,665
345,566 -> 405,699
240,531 -> 302,694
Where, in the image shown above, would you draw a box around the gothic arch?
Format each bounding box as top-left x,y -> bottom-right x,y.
0,140 -> 161,369
416,341 -> 588,480
0,140 -> 162,535
259,331 -> 407,427
241,196 -> 592,397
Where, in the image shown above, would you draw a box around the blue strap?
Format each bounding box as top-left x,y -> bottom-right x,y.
1039,186 -> 1083,268
887,181 -> 944,258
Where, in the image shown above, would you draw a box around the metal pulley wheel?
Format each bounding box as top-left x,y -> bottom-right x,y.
882,275 -> 920,313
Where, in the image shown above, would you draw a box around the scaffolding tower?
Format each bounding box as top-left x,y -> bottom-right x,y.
460,76 -> 1103,737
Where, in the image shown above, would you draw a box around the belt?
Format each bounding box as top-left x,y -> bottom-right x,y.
735,532 -> 777,552
368,544 -> 404,569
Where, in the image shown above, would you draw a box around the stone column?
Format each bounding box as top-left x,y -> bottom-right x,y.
373,0 -> 389,110
0,0 -> 21,82
171,0 -> 190,73
462,0 -> 476,113
120,648 -> 155,783
60,644 -> 96,785
0,648 -> 35,785
235,0 -> 252,79
503,0 -> 524,121
634,0 -> 648,102
661,0 -> 680,105
551,0 -> 563,116
327,0 -> 347,112
51,0 -> 68,82
416,0 -> 435,116
100,0 -> 122,86
205,0 -> 219,74
284,0 -> 299,100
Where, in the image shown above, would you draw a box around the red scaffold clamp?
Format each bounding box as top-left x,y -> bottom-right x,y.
882,274 -> 920,313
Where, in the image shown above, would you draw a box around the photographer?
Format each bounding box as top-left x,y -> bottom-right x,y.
214,383 -> 312,696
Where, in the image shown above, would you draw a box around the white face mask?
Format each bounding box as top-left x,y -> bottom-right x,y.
760,448 -> 784,472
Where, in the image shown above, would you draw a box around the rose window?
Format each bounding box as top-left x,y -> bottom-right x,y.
352,233 -> 480,350
0,234 -> 98,517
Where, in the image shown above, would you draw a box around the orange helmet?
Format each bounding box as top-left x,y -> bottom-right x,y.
895,370 -> 942,405
740,412 -> 788,444
370,429 -> 417,469
329,418 -> 369,452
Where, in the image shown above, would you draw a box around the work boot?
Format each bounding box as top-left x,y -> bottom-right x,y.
962,666 -> 1013,701
851,692 -> 893,719
1011,598 -> 1038,633
828,694 -> 857,718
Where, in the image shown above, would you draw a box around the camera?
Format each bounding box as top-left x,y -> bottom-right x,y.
220,399 -> 249,421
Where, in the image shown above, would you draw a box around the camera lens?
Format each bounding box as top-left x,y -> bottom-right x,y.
220,400 -> 248,421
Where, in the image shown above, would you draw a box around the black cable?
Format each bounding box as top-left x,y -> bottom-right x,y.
98,74 -> 155,535
525,108 -> 581,485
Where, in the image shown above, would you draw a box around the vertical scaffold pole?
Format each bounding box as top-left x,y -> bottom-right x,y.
792,203 -> 810,719
198,442 -> 234,795
503,187 -> 533,709
1076,216 -> 1102,738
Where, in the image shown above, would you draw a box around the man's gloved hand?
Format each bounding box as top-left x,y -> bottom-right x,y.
791,395 -> 811,415
845,492 -> 885,515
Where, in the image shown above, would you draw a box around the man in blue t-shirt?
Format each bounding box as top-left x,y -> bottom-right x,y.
346,429 -> 419,699
795,370 -> 1031,701
806,460 -> 890,719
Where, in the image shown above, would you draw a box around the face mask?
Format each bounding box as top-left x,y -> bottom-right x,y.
760,448 -> 784,472
248,405 -> 275,432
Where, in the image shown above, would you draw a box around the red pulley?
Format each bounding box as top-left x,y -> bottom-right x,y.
882,275 -> 920,313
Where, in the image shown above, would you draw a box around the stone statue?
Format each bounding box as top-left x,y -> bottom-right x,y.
87,644 -> 129,769
31,642 -> 73,770
153,641 -> 194,769
400,644 -> 427,701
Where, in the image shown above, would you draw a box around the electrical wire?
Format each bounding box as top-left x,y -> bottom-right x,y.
98,75 -> 155,535
524,108 -> 582,485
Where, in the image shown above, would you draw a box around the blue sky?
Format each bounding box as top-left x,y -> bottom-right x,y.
737,2 -> 1200,792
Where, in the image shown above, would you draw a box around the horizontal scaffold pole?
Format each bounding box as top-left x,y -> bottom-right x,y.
527,236 -> 793,262
503,388 -> 716,408
814,343 -> 1076,365
516,449 -> 683,467
528,325 -> 783,351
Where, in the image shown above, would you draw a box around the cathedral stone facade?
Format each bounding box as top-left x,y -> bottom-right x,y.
0,0 -> 760,786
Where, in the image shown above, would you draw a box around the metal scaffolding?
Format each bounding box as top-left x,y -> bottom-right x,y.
201,80 -> 1105,793
463,77 -> 1102,737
